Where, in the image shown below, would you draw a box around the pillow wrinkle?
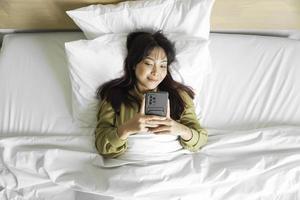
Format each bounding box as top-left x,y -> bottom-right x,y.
160,2 -> 174,30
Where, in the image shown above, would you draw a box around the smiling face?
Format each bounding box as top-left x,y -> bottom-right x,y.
134,47 -> 168,93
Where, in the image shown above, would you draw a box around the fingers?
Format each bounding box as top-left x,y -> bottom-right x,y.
149,125 -> 171,133
142,115 -> 170,128
142,127 -> 149,132
145,119 -> 171,126
143,115 -> 166,121
167,99 -> 170,118
144,123 -> 159,128
140,95 -> 145,114
142,116 -> 168,128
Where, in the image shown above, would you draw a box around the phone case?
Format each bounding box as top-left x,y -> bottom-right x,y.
145,92 -> 169,117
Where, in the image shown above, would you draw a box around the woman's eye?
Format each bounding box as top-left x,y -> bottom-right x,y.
145,62 -> 152,66
161,65 -> 167,68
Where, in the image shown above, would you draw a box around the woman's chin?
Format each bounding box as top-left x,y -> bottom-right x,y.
145,83 -> 159,91
138,81 -> 160,92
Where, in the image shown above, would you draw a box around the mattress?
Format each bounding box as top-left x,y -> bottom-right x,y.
1,32 -> 300,199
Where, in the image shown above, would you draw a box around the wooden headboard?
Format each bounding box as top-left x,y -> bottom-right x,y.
0,0 -> 300,31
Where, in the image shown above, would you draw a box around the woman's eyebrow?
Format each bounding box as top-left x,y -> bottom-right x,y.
145,56 -> 167,62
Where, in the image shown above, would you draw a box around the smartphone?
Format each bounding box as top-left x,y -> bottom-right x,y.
145,91 -> 169,117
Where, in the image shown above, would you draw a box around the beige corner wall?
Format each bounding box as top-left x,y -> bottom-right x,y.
211,0 -> 300,30
0,0 -> 300,30
0,0 -> 124,29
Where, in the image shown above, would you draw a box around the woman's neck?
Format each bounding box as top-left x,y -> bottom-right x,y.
135,84 -> 157,94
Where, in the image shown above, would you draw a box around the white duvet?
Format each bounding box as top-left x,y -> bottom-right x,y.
1,32 -> 300,199
1,126 -> 300,199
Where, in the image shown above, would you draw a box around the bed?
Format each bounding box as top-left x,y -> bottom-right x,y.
1,30 -> 300,199
1,0 -> 300,199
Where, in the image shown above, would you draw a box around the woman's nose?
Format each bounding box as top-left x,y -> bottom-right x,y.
151,65 -> 158,75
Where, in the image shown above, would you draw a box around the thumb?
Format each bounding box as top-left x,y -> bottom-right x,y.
140,95 -> 145,114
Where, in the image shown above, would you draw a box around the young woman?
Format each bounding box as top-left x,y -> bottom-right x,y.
95,31 -> 208,158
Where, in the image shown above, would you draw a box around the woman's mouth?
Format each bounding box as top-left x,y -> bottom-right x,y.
147,77 -> 159,82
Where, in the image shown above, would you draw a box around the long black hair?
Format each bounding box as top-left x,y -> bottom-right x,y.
96,30 -> 194,120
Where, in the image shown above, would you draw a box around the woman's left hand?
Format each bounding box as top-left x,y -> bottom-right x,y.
147,100 -> 193,141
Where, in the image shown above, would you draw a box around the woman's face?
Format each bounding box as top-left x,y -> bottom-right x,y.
135,47 -> 168,93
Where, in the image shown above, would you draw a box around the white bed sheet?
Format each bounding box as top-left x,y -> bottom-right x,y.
1,32 -> 300,199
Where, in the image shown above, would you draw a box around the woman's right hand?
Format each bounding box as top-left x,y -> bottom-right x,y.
117,96 -> 166,140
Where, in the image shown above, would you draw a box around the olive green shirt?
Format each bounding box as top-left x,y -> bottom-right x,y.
95,87 -> 208,158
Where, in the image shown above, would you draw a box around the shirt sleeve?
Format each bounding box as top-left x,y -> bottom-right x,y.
95,99 -> 128,158
178,91 -> 208,152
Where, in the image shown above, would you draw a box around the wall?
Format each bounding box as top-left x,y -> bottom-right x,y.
0,0 -> 300,30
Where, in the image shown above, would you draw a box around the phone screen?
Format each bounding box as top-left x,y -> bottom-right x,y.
145,92 -> 168,117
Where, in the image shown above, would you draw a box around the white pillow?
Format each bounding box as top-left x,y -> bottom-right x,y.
200,33 -> 300,130
0,32 -> 94,135
66,0 -> 214,40
65,33 -> 211,127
